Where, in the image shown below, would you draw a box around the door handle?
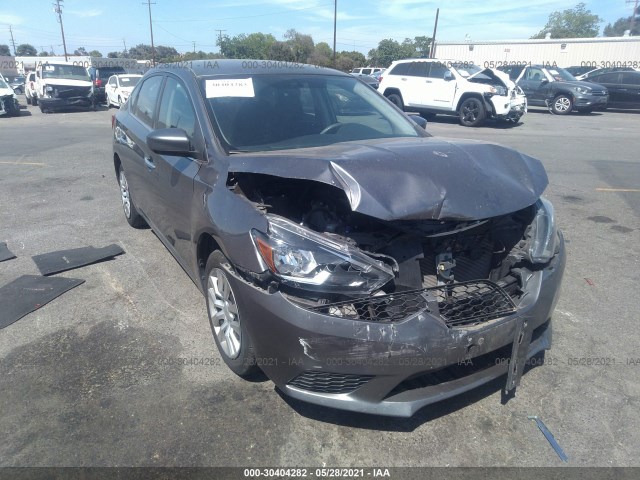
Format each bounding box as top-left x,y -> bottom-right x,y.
425,80 -> 432,83
144,155 -> 156,170
401,77 -> 407,81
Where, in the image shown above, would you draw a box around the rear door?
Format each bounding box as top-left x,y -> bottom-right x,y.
617,73 -> 640,108
144,75 -> 202,264
423,62 -> 457,110
401,61 -> 429,107
518,67 -> 548,104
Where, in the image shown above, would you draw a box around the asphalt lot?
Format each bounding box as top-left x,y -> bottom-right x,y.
0,100 -> 639,467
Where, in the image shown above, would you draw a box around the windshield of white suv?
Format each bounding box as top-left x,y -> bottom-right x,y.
202,74 -> 422,153
450,63 -> 483,78
42,64 -> 90,81
545,67 -> 577,82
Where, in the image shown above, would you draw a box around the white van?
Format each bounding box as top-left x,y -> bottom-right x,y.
35,62 -> 94,113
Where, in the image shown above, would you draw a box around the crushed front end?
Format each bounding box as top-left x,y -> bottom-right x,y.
225,174 -> 565,416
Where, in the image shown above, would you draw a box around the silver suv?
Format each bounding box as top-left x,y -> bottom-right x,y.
379,59 -> 527,126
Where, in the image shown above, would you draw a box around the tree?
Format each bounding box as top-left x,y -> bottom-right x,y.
218,33 -> 276,59
531,2 -> 602,39
0,44 -> 11,56
107,51 -> 120,58
368,38 -> 415,67
39,51 -> 50,57
73,47 -> 88,56
603,16 -> 640,36
413,35 -> 432,58
269,41 -> 295,61
88,50 -> 103,57
284,29 -> 314,63
308,42 -> 333,67
16,44 -> 37,56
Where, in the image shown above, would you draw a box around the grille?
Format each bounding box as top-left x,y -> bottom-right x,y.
56,86 -> 91,98
309,280 -> 516,327
591,90 -> 607,96
288,371 -> 374,394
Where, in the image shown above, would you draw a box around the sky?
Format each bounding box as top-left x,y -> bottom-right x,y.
1,0 -> 634,57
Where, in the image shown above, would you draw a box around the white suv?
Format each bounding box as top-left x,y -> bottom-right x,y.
379,59 -> 527,126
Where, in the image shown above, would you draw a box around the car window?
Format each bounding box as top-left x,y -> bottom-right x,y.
156,77 -> 197,140
526,67 -> 545,82
131,75 -> 164,128
108,77 -> 116,86
503,66 -> 524,81
204,74 -> 421,152
409,62 -> 429,78
592,73 -> 619,83
389,62 -> 411,76
621,73 -> 640,85
427,62 -> 449,79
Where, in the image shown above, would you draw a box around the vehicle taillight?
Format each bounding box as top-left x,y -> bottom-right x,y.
379,76 -> 383,82
95,79 -> 103,87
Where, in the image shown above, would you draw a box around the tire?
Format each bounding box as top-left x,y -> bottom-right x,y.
26,95 -> 31,105
32,95 -> 37,106
459,97 -> 486,127
118,96 -> 124,108
118,165 -> 147,228
205,250 -> 258,378
550,94 -> 573,115
386,93 -> 404,110
39,104 -> 46,113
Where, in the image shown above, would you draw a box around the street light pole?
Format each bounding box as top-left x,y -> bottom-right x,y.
144,0 -> 157,66
54,0 -> 68,61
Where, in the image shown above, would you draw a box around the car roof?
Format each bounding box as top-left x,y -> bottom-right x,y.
153,59 -> 350,78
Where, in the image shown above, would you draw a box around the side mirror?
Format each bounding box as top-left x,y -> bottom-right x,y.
444,71 -> 454,81
409,114 -> 428,129
540,79 -> 549,85
147,128 -> 193,155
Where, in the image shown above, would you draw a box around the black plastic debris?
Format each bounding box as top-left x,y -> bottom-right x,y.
0,242 -> 16,262
0,275 -> 85,329
32,244 -> 125,276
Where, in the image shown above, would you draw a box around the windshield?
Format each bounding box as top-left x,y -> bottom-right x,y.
119,76 -> 141,87
202,74 -> 422,153
450,63 -> 483,78
42,64 -> 90,81
545,67 -> 576,82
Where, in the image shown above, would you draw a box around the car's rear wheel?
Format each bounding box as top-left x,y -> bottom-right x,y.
551,94 -> 573,115
31,96 -> 37,106
26,95 -> 31,105
386,93 -> 404,110
459,97 -> 486,127
118,166 -> 147,228
205,250 -> 258,377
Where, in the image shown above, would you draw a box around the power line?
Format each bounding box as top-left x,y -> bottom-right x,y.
53,0 -> 68,61
154,2 -> 333,23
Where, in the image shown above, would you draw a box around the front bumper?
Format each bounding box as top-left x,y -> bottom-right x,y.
228,232 -> 566,417
574,93 -> 608,108
489,94 -> 527,120
39,96 -> 93,110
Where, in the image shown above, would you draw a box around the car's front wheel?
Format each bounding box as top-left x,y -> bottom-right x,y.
386,93 -> 404,110
205,250 -> 258,377
31,95 -> 37,106
118,166 -> 147,228
118,96 -> 123,108
550,94 -> 573,115
459,97 -> 486,127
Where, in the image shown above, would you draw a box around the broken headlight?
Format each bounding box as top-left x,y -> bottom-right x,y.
252,215 -> 394,294
528,197 -> 558,264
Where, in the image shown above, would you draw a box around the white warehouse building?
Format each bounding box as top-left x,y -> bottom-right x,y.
433,36 -> 640,69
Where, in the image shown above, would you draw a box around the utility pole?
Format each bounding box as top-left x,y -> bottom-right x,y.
192,41 -> 196,53
9,25 -> 17,55
53,0 -> 68,61
215,29 -> 226,54
627,0 -> 639,34
430,8 -> 439,59
143,0 -> 156,66
50,45 -> 56,55
122,38 -> 128,56
333,0 -> 337,66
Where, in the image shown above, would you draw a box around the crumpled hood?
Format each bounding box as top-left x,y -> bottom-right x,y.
228,137 -> 548,221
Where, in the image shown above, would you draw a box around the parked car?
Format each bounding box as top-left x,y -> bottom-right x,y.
35,62 -> 94,113
497,64 -> 608,114
379,59 -> 527,126
112,60 -> 565,417
349,73 -> 379,89
0,76 -> 20,116
5,75 -> 26,94
88,66 -> 126,103
565,66 -> 594,78
105,74 -> 143,108
573,67 -> 635,81
351,67 -> 384,76
24,72 -> 37,105
585,70 -> 640,109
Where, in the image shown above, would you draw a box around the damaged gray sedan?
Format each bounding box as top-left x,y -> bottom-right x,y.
112,60 -> 565,417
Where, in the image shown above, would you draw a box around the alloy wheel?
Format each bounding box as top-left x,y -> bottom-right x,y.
119,171 -> 131,218
208,268 -> 242,359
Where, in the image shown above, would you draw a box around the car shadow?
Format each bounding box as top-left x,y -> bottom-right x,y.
418,113 -> 525,130
275,352 -> 546,431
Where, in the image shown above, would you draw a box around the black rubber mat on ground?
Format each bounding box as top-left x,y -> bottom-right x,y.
0,242 -> 16,262
32,244 -> 125,276
0,275 -> 85,329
